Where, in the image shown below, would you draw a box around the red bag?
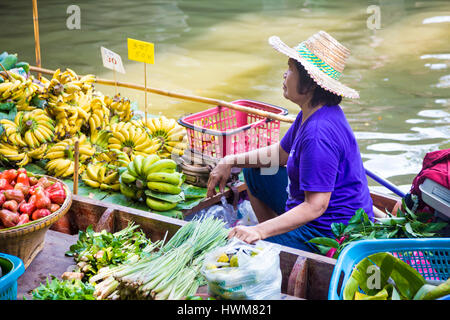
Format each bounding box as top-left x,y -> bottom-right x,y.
410,148 -> 450,211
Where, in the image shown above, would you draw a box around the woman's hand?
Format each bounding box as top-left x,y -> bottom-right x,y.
228,225 -> 264,244
206,156 -> 233,198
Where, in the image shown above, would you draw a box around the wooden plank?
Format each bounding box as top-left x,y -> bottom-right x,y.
17,230 -> 78,300
94,208 -> 115,233
371,190 -> 400,213
287,256 -> 308,298
278,245 -> 336,300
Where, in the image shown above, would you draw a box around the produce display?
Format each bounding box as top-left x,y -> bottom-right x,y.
0,168 -> 67,229
343,252 -> 450,300
119,154 -> 185,212
30,216 -> 228,300
0,52 -> 189,215
308,203 -> 448,259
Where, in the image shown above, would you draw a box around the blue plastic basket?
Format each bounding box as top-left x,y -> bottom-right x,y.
328,238 -> 450,300
0,253 -> 25,300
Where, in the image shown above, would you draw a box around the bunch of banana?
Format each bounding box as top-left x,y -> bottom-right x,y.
104,93 -> 133,123
41,69 -> 95,140
88,95 -> 110,137
0,109 -> 55,149
132,116 -> 187,158
81,162 -> 120,191
119,154 -> 184,211
89,129 -> 110,151
40,68 -> 95,101
107,121 -> 160,161
95,148 -> 130,168
0,141 -> 47,167
45,134 -> 95,177
0,72 -> 41,110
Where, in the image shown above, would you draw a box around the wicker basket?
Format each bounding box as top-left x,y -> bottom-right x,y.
0,175 -> 72,268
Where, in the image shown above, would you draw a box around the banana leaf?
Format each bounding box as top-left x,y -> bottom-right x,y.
175,197 -> 204,210
343,252 -> 427,300
181,183 -> 208,199
144,189 -> 185,203
101,192 -> 149,211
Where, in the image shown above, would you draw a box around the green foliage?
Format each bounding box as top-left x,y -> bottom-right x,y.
309,201 -> 448,259
31,276 -> 95,300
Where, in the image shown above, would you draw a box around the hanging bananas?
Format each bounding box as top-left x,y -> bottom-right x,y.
133,116 -> 187,158
44,134 -> 95,177
81,162 -> 120,191
108,121 -> 160,161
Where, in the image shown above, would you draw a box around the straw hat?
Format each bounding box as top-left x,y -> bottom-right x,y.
268,31 -> 359,99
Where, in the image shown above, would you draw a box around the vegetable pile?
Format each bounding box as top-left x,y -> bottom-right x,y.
31,216 -> 228,300
95,215 -> 228,300
0,168 -> 66,229
309,200 -> 448,259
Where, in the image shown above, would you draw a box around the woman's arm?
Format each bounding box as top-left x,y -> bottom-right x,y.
206,142 -> 288,197
228,191 -> 331,243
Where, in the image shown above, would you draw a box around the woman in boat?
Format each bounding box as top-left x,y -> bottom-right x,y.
206,31 -> 374,252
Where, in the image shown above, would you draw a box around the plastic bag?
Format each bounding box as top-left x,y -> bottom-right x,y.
185,196 -> 238,228
200,237 -> 282,300
236,200 -> 258,226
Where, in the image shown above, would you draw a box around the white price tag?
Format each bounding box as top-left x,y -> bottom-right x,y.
101,46 -> 125,74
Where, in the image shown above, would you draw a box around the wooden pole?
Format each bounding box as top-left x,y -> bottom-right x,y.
29,65 -> 295,123
113,67 -> 117,96
32,0 -> 42,80
73,140 -> 79,195
144,62 -> 147,123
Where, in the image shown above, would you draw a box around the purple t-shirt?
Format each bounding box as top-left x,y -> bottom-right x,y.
280,105 -> 373,236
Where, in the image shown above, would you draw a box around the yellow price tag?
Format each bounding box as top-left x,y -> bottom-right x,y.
127,38 -> 155,64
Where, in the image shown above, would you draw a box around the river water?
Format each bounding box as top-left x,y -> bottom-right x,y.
1,0 -> 449,195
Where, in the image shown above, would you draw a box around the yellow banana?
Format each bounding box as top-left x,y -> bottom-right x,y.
103,171 -> 119,184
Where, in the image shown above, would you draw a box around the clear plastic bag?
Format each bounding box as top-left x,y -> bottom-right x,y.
200,237 -> 282,300
185,196 -> 238,228
236,200 -> 259,226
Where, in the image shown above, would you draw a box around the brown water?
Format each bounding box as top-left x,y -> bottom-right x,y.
1,0 -> 449,194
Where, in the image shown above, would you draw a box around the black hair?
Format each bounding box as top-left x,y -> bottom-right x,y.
294,60 -> 342,107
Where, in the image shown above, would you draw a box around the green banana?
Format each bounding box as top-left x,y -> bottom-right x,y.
146,171 -> 182,186
147,181 -> 181,195
121,170 -> 137,184
133,154 -> 145,177
145,159 -> 177,174
127,161 -> 138,177
141,154 -> 161,175
146,196 -> 178,212
120,183 -> 138,199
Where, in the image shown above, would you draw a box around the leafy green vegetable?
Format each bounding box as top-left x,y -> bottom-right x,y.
309,202 -> 448,259
65,223 -> 149,279
31,276 -> 95,300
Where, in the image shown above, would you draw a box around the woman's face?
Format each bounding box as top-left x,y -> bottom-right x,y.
283,58 -> 308,105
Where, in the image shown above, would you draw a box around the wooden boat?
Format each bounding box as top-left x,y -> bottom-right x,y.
16,181 -> 400,300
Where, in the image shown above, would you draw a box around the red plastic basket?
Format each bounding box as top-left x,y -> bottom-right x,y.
177,100 -> 288,159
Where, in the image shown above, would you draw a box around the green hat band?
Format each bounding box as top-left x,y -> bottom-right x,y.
296,43 -> 342,80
